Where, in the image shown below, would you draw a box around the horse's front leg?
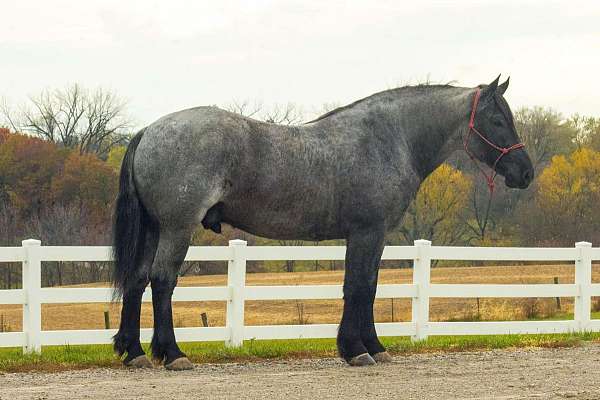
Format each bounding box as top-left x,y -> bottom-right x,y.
337,223 -> 389,366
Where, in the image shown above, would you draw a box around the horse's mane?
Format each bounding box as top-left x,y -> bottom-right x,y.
305,84 -> 455,124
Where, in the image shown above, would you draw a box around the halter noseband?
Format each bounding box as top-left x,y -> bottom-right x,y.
463,88 -> 525,193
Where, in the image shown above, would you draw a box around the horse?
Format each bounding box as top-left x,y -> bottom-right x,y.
111,75 -> 533,370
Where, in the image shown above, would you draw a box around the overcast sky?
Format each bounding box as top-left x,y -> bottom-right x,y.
1,0 -> 599,128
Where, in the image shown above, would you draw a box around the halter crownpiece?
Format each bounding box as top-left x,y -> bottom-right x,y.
463,88 -> 525,193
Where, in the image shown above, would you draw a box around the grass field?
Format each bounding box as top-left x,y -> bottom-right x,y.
2,333 -> 600,373
2,263 -> 600,332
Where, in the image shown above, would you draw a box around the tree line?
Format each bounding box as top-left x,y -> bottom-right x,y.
1,84 -> 599,287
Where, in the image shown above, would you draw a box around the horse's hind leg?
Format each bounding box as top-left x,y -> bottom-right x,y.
149,225 -> 194,370
113,227 -> 158,368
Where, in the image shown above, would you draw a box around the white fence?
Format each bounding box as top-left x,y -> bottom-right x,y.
1,238 -> 600,354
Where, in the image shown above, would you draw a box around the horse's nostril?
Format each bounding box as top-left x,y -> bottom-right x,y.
522,168 -> 533,183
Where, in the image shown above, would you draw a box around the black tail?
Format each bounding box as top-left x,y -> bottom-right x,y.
111,129 -> 150,300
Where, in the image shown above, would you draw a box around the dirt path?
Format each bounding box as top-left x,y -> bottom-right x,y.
2,344 -> 600,400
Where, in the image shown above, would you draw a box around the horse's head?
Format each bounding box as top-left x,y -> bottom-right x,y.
465,76 -> 534,189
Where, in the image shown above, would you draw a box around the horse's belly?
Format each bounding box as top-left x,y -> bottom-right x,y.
221,194 -> 341,241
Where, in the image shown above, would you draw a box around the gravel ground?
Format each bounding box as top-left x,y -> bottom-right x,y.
2,344 -> 600,400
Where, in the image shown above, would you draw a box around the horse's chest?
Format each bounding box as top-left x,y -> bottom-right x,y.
379,171 -> 421,227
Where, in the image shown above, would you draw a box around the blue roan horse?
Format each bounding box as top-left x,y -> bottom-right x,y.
112,76 -> 533,370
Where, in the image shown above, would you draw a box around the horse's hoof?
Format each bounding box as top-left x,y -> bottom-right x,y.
125,355 -> 153,369
372,351 -> 393,363
165,357 -> 194,371
348,353 -> 376,367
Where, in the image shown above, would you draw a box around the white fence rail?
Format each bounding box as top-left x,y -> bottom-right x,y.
0,238 -> 598,354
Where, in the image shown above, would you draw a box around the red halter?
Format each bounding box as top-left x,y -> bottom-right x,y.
464,88 -> 525,193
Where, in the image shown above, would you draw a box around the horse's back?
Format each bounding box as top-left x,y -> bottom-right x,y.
131,105 -> 417,239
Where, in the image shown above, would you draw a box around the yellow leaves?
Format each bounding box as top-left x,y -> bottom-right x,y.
106,146 -> 127,173
398,164 -> 472,244
52,152 -> 117,206
415,164 -> 473,222
537,148 -> 600,212
524,147 -> 600,245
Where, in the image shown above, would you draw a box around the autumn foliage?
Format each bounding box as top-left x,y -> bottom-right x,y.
0,131 -> 66,213
519,148 -> 600,245
0,131 -> 118,244
396,164 -> 472,245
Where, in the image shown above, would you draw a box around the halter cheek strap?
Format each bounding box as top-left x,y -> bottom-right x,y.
464,88 -> 525,193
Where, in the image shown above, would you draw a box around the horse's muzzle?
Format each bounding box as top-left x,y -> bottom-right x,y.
504,166 -> 534,189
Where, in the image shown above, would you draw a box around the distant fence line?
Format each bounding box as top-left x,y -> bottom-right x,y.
0,239 -> 599,354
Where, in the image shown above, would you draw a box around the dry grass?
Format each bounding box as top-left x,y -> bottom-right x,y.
1,263 -> 598,332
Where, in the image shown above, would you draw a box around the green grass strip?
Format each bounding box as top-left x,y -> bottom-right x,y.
1,332 -> 599,373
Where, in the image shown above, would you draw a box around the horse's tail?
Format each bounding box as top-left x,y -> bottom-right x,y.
111,128 -> 149,300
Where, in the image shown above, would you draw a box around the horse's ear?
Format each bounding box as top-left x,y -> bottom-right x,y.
479,75 -> 501,107
497,76 -> 510,96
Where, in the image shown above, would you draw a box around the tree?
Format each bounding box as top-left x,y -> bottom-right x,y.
519,148 -> 600,245
106,145 -> 127,172
582,117 -> 600,151
224,100 -> 304,125
223,99 -> 263,118
394,164 -> 472,245
0,199 -> 21,288
0,131 -> 67,216
262,103 -> 303,125
513,107 -> 574,171
50,152 -> 118,225
567,114 -> 600,151
0,130 -> 118,286
3,84 -> 130,158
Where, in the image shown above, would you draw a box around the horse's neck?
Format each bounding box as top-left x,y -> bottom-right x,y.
400,89 -> 472,180
312,87 -> 473,180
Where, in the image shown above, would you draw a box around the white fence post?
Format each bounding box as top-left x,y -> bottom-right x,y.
22,239 -> 42,353
412,239 -> 431,341
225,239 -> 247,347
575,241 -> 592,332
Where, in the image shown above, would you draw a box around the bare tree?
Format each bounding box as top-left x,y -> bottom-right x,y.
3,84 -> 131,158
30,203 -> 111,286
223,99 -> 263,118
567,114 -> 600,150
0,97 -> 19,132
278,239 -> 304,272
465,181 -> 495,242
224,99 -> 304,125
514,107 -> 574,170
0,201 -> 21,289
263,103 -> 303,125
